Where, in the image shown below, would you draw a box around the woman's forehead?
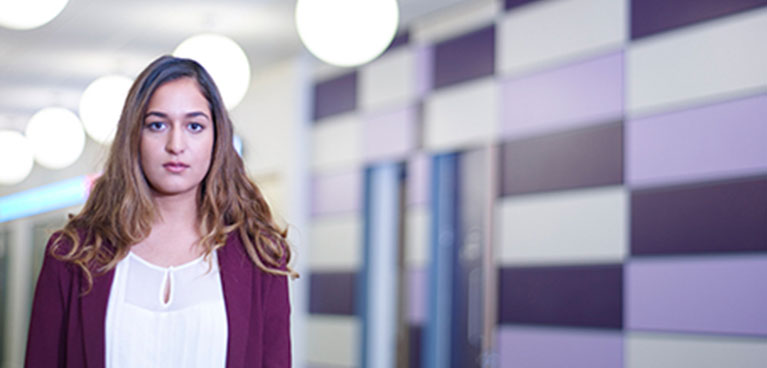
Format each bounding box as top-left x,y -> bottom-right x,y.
145,78 -> 210,115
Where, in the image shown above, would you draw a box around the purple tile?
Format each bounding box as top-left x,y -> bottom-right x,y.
407,153 -> 431,206
313,72 -> 357,121
311,170 -> 362,216
415,45 -> 434,97
500,52 -> 624,139
497,326 -> 623,368
504,0 -> 544,11
628,94 -> 767,188
498,264 -> 623,329
499,122 -> 623,197
407,268 -> 427,324
309,271 -> 357,315
627,256 -> 767,336
433,25 -> 495,89
362,106 -> 417,162
631,0 -> 767,40
631,176 -> 767,255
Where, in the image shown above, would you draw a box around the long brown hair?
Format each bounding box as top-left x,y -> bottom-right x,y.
53,55 -> 297,292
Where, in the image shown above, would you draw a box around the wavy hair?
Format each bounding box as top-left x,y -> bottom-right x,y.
52,55 -> 298,293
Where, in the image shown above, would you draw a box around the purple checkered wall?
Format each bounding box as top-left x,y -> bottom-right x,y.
307,0 -> 767,366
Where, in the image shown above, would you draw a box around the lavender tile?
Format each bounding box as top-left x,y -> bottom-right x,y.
627,256 -> 767,336
497,326 -> 623,368
407,268 -> 427,324
631,175 -> 767,255
498,264 -> 623,329
433,25 -> 495,89
628,94 -> 767,188
309,271 -> 358,315
313,72 -> 357,121
362,106 -> 417,162
407,153 -> 431,206
311,170 -> 362,216
631,0 -> 767,40
415,45 -> 434,97
500,52 -> 624,139
500,122 -> 623,197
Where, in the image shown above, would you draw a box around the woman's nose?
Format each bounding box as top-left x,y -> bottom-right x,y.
165,126 -> 185,154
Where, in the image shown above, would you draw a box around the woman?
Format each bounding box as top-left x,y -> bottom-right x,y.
25,55 -> 297,368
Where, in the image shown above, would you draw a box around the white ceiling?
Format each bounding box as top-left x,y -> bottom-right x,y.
0,0 -> 466,131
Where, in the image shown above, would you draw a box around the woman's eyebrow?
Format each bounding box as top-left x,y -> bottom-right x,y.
144,111 -> 210,120
185,111 -> 210,120
145,111 -> 168,119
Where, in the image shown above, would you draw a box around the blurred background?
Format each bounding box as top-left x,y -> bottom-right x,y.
1,0 -> 766,367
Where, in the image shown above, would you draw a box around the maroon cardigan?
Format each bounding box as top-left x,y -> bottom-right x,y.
25,232 -> 291,368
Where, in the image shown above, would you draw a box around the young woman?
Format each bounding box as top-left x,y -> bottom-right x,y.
25,56 -> 297,368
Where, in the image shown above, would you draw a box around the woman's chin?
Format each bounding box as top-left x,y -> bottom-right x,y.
149,183 -> 200,198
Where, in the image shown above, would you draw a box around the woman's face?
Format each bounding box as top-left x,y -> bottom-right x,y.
140,77 -> 214,197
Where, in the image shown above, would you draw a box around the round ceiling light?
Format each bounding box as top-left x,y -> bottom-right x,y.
25,107 -> 85,169
0,130 -> 34,185
79,75 -> 133,145
0,0 -> 69,30
295,0 -> 399,67
173,34 -> 251,110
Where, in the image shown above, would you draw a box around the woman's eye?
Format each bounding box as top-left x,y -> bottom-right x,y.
147,122 -> 166,131
188,122 -> 204,132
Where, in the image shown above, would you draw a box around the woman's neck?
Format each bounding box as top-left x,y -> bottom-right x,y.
152,189 -> 200,230
129,189 -> 204,267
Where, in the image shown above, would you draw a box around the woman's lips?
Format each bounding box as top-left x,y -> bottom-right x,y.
163,162 -> 189,173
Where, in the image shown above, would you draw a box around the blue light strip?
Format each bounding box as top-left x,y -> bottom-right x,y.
361,162 -> 401,368
425,153 -> 457,368
0,175 -> 93,223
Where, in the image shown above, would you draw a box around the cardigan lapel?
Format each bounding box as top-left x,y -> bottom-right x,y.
218,233 -> 253,368
81,267 -> 115,368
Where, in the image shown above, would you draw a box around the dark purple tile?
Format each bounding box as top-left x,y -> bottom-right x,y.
309,271 -> 357,315
631,175 -> 767,255
408,325 -> 423,368
631,0 -> 767,40
313,72 -> 357,121
383,31 -> 410,54
504,0 -> 545,11
498,264 -> 623,329
433,25 -> 495,90
499,122 -> 623,197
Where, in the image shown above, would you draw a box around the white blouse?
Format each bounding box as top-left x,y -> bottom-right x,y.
105,251 -> 228,368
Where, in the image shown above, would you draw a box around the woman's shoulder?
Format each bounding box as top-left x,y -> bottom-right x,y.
44,227 -> 109,270
220,230 -> 291,271
45,228 -> 88,255
36,231 -> 79,284
46,230 -> 73,255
